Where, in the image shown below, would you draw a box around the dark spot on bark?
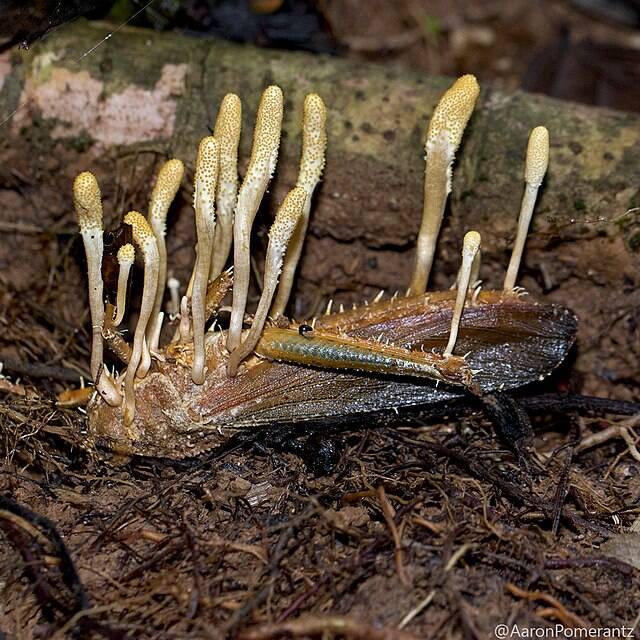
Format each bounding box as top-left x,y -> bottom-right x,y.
603,152 -> 614,160
569,141 -> 583,155
355,90 -> 365,101
367,257 -> 378,269
383,129 -> 395,141
344,120 -> 353,130
361,122 -> 374,134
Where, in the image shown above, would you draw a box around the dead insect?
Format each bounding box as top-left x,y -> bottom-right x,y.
70,76 -> 577,459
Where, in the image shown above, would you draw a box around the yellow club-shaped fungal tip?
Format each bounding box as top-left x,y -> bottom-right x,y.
425,74 -> 480,158
463,230 -> 481,255
114,243 -> 135,327
73,171 -> 103,230
214,94 -> 242,155
117,243 -> 135,265
269,186 -> 307,250
251,85 -> 284,174
297,93 -> 327,192
150,159 -> 184,223
124,211 -> 156,253
525,126 -> 549,188
195,136 -> 220,197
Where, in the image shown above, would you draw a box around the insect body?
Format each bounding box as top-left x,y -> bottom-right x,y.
72,76 -> 577,459
88,291 -> 576,458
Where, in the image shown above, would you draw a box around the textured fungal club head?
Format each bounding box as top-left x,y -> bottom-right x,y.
425,74 -> 480,164
149,159 -> 184,227
247,85 -> 283,183
117,243 -> 135,266
268,186 -> 306,255
214,93 -> 242,180
462,230 -> 481,256
525,125 -> 549,187
73,171 -> 103,232
114,243 -> 135,327
194,136 -> 220,212
297,93 -> 327,194
124,211 -> 157,256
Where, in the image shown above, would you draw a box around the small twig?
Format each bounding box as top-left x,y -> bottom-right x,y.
551,419 -> 578,537
377,485 -> 410,587
398,590 -> 435,629
0,494 -> 90,621
239,615 -> 422,640
506,582 -> 588,628
577,422 -> 640,465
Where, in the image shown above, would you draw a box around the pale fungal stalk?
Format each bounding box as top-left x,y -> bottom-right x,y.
139,337 -> 152,378
271,93 -> 327,317
123,211 -> 160,427
149,312 -> 165,354
167,277 -> 181,317
469,249 -> 481,289
73,172 -> 106,380
409,75 -> 480,295
503,126 -> 549,292
191,137 -> 220,384
210,93 -> 242,280
179,296 -> 191,343
73,171 -> 122,406
114,243 -> 134,327
147,158 -> 184,345
227,85 -> 284,351
444,231 -> 481,357
453,247 -> 481,291
227,186 -> 307,376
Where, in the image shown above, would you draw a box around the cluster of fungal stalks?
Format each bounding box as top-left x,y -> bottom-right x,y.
73,76 -> 549,427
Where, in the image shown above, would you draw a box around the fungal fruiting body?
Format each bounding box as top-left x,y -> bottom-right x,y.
410,75 -> 480,296
75,80 -> 577,458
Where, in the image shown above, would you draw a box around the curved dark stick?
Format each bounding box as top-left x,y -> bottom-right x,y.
0,494 -> 90,619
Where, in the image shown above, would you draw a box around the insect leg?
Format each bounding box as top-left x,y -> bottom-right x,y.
255,326 -> 474,387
